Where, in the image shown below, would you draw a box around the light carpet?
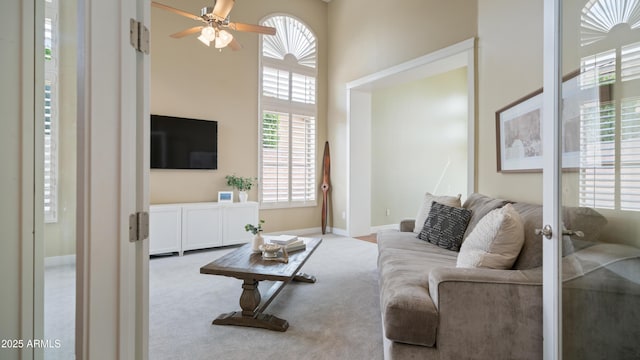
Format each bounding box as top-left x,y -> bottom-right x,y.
150,234 -> 383,360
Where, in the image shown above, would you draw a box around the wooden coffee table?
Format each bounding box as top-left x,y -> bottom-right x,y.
200,237 -> 322,332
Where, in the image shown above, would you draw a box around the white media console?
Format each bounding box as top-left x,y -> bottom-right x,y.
149,201 -> 259,256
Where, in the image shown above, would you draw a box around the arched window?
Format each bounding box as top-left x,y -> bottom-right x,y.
259,15 -> 317,207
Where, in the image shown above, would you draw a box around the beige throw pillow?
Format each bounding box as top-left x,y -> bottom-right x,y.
456,203 -> 525,269
413,193 -> 462,233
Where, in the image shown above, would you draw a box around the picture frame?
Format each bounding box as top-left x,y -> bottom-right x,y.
218,191 -> 233,203
496,71 -> 606,173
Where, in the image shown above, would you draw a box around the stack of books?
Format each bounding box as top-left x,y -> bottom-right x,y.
269,235 -> 306,253
284,239 -> 306,253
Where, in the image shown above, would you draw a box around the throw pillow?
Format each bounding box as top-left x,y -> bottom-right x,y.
417,201 -> 472,251
462,193 -> 511,240
413,192 -> 462,233
456,203 -> 525,269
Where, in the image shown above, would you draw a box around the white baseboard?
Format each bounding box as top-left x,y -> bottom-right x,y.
45,254 -> 76,268
264,226 -> 353,238
371,224 -> 399,233
330,227 -> 349,237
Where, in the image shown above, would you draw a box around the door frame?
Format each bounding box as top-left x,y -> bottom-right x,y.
345,38 -> 477,237
75,0 -> 150,358
542,0 -> 563,359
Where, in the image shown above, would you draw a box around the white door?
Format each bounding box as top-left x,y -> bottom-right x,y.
76,0 -> 150,358
543,1 -> 640,359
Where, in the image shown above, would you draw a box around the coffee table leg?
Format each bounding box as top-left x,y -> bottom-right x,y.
212,279 -> 289,332
293,272 -> 316,283
239,279 -> 261,316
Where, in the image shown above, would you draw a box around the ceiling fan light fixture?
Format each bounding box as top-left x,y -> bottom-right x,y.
197,34 -> 211,46
214,29 -> 233,48
198,26 -> 216,46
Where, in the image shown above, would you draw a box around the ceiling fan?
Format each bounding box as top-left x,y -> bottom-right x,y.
152,0 -> 277,50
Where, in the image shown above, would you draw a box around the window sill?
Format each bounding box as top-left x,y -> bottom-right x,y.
260,201 -> 317,210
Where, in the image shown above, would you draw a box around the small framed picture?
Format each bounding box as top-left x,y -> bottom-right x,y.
218,191 -> 233,203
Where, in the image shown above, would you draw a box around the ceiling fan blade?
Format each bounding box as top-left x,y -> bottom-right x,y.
170,26 -> 203,39
212,0 -> 235,21
228,22 -> 276,35
151,2 -> 203,22
228,38 -> 242,51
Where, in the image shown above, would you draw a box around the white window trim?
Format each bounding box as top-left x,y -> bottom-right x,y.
258,14 -> 318,209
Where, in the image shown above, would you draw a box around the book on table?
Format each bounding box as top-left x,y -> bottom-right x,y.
270,234 -> 299,245
284,239 -> 306,253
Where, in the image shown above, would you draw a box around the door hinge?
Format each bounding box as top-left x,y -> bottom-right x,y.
129,211 -> 150,242
130,19 -> 150,54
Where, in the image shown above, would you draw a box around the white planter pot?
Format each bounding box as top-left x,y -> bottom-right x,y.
238,191 -> 248,203
251,233 -> 264,252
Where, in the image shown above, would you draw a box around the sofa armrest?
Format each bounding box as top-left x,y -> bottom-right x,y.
428,267 -> 542,308
399,219 -> 415,232
428,267 -> 543,359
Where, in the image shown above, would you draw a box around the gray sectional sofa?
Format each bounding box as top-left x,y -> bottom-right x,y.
377,193 -> 640,360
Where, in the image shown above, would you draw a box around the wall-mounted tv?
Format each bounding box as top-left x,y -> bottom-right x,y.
150,114 -> 218,170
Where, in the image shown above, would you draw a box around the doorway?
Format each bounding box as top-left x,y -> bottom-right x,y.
43,0 -> 78,358
346,38 -> 476,237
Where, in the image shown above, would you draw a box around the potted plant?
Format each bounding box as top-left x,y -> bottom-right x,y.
245,220 -> 265,252
226,175 -> 257,202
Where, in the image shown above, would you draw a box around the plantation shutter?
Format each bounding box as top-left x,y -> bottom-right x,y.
259,16 -> 317,208
619,97 -> 640,210
261,111 -> 290,203
44,1 -> 58,223
579,101 -> 615,209
291,114 -> 315,202
579,41 -> 640,212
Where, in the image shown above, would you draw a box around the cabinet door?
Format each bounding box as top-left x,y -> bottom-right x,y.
149,206 -> 182,255
223,202 -> 258,246
182,205 -> 222,251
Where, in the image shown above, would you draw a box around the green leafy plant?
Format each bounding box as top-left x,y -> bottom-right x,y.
245,219 -> 265,235
226,175 -> 257,192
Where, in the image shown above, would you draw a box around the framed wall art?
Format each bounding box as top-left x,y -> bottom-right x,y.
495,71 -> 606,173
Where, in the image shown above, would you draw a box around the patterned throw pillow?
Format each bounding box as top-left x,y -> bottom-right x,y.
418,201 -> 472,251
413,193 -> 462,233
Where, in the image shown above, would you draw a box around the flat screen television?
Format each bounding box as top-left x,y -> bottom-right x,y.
150,114 -> 218,170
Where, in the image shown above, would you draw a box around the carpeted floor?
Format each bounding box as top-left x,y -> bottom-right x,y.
149,234 -> 383,360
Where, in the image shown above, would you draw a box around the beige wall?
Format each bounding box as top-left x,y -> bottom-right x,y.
371,68 -> 468,226
150,0 -> 328,232
327,0 -> 478,231
476,0 -> 544,203
45,0 -> 77,258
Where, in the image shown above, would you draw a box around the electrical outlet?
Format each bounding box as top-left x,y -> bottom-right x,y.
386,208 -> 391,216
341,211 -> 346,220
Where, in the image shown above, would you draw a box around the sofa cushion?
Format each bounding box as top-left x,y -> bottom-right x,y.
413,193 -> 462,233
377,231 -> 458,346
510,202 -> 543,269
456,204 -> 525,269
418,202 -> 472,252
462,193 -> 511,240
